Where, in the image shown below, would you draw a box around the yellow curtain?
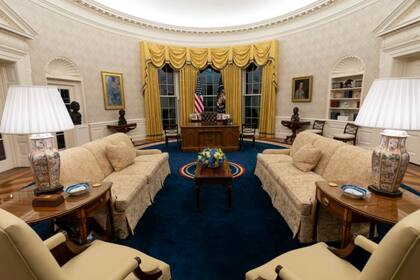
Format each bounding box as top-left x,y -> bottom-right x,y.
179,65 -> 198,126
140,40 -> 278,138
221,64 -> 242,125
259,61 -> 277,138
143,65 -> 163,140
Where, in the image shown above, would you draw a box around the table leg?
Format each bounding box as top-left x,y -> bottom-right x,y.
369,222 -> 375,239
195,183 -> 200,209
227,184 -> 232,208
313,200 -> 321,242
341,209 -> 352,248
107,190 -> 116,240
76,209 -> 89,244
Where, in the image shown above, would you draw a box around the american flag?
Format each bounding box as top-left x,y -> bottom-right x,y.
194,76 -> 204,114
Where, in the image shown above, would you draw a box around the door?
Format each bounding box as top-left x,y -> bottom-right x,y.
0,63 -> 17,172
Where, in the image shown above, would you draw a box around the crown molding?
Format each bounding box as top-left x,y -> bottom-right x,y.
73,0 -> 338,34
0,0 -> 36,39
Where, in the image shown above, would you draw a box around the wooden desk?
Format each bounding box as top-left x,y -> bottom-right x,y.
314,181 -> 420,247
195,161 -> 233,208
0,182 -> 115,244
180,122 -> 240,152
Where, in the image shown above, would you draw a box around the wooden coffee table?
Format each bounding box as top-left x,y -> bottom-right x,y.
314,181 -> 420,247
0,182 -> 115,244
194,161 -> 233,208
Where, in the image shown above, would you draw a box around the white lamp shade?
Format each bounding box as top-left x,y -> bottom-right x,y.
355,78 -> 420,130
0,86 -> 74,134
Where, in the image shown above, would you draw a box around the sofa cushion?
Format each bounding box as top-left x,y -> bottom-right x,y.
312,136 -> 344,175
116,161 -> 160,184
59,147 -> 105,185
103,173 -> 147,211
105,133 -> 135,149
322,145 -> 373,186
267,162 -> 325,215
257,153 -> 292,169
290,132 -> 320,157
135,152 -> 169,166
83,139 -> 114,177
105,142 -> 136,172
292,144 -> 322,172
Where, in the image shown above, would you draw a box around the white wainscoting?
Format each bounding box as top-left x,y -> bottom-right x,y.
275,116 -> 420,165
88,118 -> 146,141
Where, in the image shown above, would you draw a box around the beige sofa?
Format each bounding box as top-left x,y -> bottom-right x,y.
59,133 -> 170,239
255,131 -> 373,243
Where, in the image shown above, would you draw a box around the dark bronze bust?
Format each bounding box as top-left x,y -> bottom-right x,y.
291,106 -> 300,122
118,109 -> 127,125
69,101 -> 82,125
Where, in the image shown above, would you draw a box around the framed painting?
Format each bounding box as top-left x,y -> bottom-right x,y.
292,76 -> 313,102
101,71 -> 125,110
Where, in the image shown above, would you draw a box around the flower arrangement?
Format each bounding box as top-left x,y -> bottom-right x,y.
197,148 -> 225,168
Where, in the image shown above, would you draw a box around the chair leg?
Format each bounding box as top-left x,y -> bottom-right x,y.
252,136 -> 255,147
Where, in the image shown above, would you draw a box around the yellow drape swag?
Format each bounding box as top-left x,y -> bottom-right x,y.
140,40 -> 278,139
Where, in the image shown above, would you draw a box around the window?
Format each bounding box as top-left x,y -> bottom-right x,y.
199,67 -> 221,112
56,88 -> 71,149
159,65 -> 177,128
243,64 -> 262,128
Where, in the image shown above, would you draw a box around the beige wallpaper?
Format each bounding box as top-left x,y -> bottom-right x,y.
8,0 -> 144,123
7,0 -> 394,124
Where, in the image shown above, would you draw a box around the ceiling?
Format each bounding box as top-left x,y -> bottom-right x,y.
92,0 -> 322,28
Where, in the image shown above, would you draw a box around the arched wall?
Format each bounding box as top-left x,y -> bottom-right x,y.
5,0 -> 398,144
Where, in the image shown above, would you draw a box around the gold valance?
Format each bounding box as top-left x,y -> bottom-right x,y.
140,40 -> 278,70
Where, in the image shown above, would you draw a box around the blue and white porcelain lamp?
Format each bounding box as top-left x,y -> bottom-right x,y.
0,86 -> 74,195
355,78 -> 420,197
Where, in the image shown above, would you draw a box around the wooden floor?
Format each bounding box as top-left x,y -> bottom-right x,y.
1,159 -> 420,194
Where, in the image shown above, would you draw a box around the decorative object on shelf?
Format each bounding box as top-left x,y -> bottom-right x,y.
344,79 -> 353,88
118,109 -> 127,125
340,184 -> 369,199
65,182 -> 90,196
101,71 -> 125,110
0,86 -> 74,196
337,116 -> 349,121
355,78 -> 420,197
69,101 -> 82,125
290,107 -> 300,122
197,148 -> 225,168
292,76 -> 312,102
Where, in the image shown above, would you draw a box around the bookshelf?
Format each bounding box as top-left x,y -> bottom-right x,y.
328,74 -> 363,121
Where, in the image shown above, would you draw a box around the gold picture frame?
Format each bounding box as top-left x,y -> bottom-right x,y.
292,76 -> 313,103
101,71 -> 125,110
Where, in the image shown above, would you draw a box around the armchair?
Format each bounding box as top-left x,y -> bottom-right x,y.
246,209 -> 420,280
240,124 -> 256,148
0,208 -> 171,280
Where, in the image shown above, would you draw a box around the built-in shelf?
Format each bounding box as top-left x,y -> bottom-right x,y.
330,107 -> 359,110
330,87 -> 362,91
330,98 -> 361,101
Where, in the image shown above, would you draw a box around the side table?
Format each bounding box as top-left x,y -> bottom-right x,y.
0,182 -> 115,244
314,181 -> 420,247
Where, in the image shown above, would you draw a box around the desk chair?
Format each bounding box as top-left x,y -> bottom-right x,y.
0,208 -> 171,280
240,124 -> 256,148
305,120 -> 326,136
246,209 -> 420,280
163,124 -> 180,149
333,123 -> 358,145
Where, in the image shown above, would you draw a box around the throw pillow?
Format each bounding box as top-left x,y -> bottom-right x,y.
292,143 -> 322,172
105,142 -> 136,171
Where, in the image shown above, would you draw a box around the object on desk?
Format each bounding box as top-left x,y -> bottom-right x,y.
328,182 -> 338,187
92,182 -> 102,188
32,194 -> 64,207
340,184 -> 369,199
65,183 -> 90,196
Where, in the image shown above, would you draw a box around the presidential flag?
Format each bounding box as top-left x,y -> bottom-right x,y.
194,76 -> 204,114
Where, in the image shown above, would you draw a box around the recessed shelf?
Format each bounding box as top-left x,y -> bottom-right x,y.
330,87 -> 362,91
329,107 -> 359,110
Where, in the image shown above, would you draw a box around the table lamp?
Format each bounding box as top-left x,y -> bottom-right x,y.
0,86 -> 74,195
355,78 -> 420,197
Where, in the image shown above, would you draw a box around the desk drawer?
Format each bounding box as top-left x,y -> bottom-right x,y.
317,190 -> 345,218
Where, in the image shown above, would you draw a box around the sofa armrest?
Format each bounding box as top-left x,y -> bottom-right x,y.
136,149 -> 162,156
355,235 -> 378,254
44,232 -> 66,250
276,265 -> 303,280
262,149 -> 290,155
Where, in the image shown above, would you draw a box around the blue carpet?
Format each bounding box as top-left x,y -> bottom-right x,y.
116,142 -> 304,280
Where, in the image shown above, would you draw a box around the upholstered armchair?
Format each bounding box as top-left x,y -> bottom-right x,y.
246,209 -> 420,280
333,123 -> 359,145
0,209 -> 171,280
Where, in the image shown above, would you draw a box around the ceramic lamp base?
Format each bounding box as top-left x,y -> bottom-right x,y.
29,133 -> 63,195
370,130 -> 409,197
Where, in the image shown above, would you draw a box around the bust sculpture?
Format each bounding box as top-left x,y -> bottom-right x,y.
118,109 -> 127,125
69,101 -> 82,125
291,107 -> 300,122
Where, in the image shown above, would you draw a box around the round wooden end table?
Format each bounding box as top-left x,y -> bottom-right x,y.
314,181 -> 420,247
